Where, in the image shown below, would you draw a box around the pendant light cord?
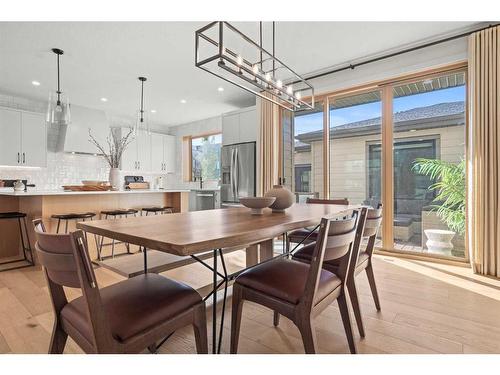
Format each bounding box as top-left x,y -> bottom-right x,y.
56,52 -> 61,104
140,79 -> 144,123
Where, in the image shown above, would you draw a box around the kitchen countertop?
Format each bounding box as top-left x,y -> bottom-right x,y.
0,189 -> 191,197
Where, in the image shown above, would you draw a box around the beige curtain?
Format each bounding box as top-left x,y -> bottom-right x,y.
468,26 -> 500,277
258,92 -> 281,195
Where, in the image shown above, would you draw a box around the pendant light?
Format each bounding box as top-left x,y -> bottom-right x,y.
47,48 -> 71,125
134,76 -> 150,135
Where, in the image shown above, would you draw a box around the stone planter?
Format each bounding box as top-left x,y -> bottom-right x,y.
424,229 -> 456,256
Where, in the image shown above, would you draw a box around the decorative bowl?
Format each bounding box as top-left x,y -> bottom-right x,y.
240,197 -> 276,215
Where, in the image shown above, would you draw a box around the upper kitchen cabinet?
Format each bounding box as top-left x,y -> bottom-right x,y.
222,106 -> 257,146
64,105 -> 109,154
120,128 -> 151,172
151,133 -> 176,173
0,108 -> 46,167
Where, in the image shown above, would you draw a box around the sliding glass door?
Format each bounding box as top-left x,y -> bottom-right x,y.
281,63 -> 467,261
391,71 -> 466,258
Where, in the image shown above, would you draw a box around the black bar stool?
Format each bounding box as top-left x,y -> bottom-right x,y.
98,209 -> 139,260
141,206 -> 174,216
0,211 -> 34,272
51,212 -> 96,233
51,212 -> 98,254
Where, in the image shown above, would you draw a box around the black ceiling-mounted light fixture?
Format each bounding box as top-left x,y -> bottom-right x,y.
135,76 -> 150,135
47,48 -> 71,126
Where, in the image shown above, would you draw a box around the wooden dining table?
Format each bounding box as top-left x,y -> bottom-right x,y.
77,203 -> 357,353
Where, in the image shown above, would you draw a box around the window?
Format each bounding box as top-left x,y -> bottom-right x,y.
185,133 -> 222,182
280,63 -> 468,261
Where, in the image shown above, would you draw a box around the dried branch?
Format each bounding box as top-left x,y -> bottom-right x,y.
88,128 -> 134,169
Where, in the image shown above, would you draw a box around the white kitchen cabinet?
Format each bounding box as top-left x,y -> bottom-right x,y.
221,113 -> 240,145
120,129 -> 151,172
0,108 -> 22,166
0,108 -> 46,167
222,106 -> 257,145
21,112 -> 47,167
150,132 -> 175,173
163,135 -> 175,173
238,108 -> 258,143
151,133 -> 164,172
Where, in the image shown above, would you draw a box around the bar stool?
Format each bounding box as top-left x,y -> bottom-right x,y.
0,211 -> 34,272
141,206 -> 174,216
98,209 -> 139,260
51,212 -> 96,234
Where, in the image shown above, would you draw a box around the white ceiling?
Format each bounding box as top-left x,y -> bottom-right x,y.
0,21 -> 479,128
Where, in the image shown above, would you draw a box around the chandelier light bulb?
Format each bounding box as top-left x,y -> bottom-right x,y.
252,64 -> 259,75
286,86 -> 293,95
236,55 -> 243,66
265,72 -> 271,82
295,92 -> 302,100
276,80 -> 283,89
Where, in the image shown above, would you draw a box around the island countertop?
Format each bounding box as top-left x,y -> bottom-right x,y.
0,188 -> 191,196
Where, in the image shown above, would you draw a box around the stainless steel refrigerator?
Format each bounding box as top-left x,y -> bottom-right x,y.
221,141 -> 256,204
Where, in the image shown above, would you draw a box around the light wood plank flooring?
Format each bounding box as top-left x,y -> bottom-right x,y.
1,249 -> 500,354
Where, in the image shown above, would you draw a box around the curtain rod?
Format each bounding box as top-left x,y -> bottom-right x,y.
292,23 -> 499,85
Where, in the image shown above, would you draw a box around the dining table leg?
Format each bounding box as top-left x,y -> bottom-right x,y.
259,239 -> 274,261
212,248 -> 217,354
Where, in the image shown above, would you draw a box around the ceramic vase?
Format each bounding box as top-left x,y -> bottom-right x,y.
109,168 -> 121,190
264,185 -> 294,212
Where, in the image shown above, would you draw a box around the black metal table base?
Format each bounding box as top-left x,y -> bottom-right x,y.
140,224 -> 320,354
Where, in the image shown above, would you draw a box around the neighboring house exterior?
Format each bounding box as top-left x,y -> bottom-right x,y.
292,101 -> 465,250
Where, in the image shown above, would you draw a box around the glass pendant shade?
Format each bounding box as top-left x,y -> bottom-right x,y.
134,109 -> 150,136
46,91 -> 71,125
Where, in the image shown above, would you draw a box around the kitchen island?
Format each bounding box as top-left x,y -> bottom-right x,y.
0,189 -> 190,263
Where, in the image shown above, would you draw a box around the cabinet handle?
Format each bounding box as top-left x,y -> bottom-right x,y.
138,161 -> 140,170
17,152 -> 20,163
22,153 -> 25,164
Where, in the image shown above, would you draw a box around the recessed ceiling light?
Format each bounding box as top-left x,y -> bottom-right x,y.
180,99 -> 187,104
217,87 -> 224,92
151,109 -> 157,113
31,81 -> 40,86
100,97 -> 108,102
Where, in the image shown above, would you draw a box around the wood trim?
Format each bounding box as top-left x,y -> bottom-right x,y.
381,86 -> 394,250
374,248 -> 470,268
277,109 -> 284,182
309,60 -> 468,102
322,98 -> 330,199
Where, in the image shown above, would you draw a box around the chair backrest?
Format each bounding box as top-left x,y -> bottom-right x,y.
301,207 -> 367,308
33,218 -> 113,351
363,204 -> 382,256
306,197 -> 349,205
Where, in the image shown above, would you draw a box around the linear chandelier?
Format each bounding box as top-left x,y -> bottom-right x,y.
195,21 -> 314,112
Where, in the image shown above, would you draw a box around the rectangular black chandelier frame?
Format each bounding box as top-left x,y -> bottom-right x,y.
195,21 -> 315,111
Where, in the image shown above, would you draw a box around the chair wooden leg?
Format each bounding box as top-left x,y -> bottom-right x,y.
347,278 -> 365,338
365,263 -> 381,311
298,319 -> 317,354
273,311 -> 280,327
230,285 -> 244,354
192,303 -> 208,354
337,291 -> 357,354
48,320 -> 67,354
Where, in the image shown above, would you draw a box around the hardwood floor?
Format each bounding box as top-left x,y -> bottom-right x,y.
1,248 -> 500,354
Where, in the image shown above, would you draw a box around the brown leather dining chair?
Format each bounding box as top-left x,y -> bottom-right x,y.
287,198 -> 350,248
291,204 -> 383,338
230,208 -> 367,354
33,219 -> 208,354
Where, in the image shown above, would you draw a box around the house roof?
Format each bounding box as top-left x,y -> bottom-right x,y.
295,101 -> 465,145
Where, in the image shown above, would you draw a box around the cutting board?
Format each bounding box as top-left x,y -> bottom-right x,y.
127,182 -> 150,190
62,185 -> 114,191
